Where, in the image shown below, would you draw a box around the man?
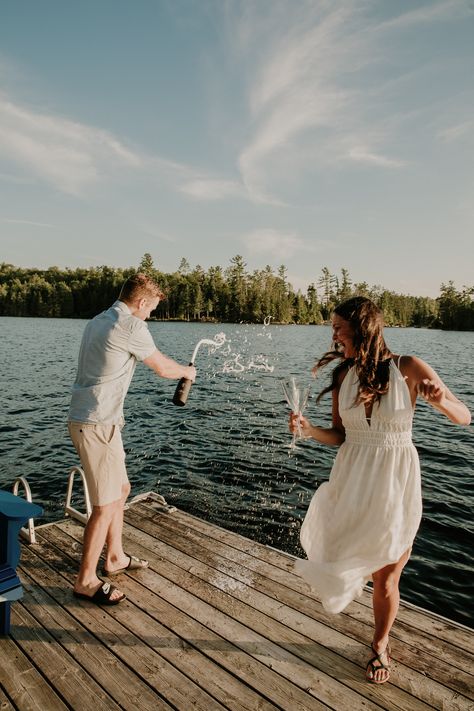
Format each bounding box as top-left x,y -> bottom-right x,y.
68,273 -> 196,605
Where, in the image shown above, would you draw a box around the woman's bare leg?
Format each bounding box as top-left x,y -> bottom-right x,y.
368,548 -> 411,682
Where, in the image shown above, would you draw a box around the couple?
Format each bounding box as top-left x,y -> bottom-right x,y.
69,274 -> 470,686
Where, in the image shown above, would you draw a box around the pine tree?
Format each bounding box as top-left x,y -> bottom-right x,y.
138,253 -> 155,276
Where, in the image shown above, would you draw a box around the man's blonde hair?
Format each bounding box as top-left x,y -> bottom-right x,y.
119,273 -> 165,303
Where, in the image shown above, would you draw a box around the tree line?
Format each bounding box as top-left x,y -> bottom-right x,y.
0,255 -> 472,330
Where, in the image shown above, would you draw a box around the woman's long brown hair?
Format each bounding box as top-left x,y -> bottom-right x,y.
315,297 -> 392,407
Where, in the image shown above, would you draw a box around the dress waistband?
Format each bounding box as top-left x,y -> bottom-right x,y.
345,429 -> 413,447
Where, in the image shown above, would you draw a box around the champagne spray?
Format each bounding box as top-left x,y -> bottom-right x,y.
172,332 -> 226,406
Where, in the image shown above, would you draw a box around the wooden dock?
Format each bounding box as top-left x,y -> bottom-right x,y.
1,492 -> 473,710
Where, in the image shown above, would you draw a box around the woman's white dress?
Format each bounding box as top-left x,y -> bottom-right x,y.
295,360 -> 422,614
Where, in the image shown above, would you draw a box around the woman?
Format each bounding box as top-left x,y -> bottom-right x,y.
290,296 -> 470,684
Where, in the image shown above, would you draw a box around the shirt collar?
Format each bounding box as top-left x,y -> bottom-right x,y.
114,300 -> 132,315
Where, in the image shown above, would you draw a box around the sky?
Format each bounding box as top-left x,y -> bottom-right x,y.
0,0 -> 473,297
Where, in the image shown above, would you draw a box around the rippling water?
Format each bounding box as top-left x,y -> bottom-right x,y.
0,317 -> 473,628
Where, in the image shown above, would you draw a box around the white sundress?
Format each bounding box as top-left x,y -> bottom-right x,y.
295,359 -> 422,614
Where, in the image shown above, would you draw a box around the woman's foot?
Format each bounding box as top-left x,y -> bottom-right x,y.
366,642 -> 391,684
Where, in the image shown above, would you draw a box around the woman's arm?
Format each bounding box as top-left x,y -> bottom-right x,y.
402,355 -> 471,425
289,370 -> 347,446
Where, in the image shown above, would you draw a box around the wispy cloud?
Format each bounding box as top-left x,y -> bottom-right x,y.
375,0 -> 473,31
0,93 -> 141,196
224,1 -> 471,203
3,218 -> 55,228
228,2 -> 414,203
438,120 -> 474,143
235,4 -> 359,202
241,228 -> 333,260
179,177 -> 245,201
135,223 -> 176,243
348,145 -> 406,168
242,229 -> 302,259
0,171 -> 34,185
0,91 -> 250,205
2,1 -> 471,212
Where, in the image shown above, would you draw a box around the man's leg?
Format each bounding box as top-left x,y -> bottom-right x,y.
68,422 -> 142,592
104,482 -> 131,572
74,498 -> 124,601
103,482 -> 149,573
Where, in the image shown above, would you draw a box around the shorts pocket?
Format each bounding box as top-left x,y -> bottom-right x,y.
94,425 -> 117,445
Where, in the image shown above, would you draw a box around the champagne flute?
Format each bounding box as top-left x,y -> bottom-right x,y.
282,377 -> 311,449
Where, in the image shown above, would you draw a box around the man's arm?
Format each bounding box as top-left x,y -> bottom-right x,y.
143,349 -> 196,381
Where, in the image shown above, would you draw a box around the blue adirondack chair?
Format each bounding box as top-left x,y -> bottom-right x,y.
0,490 -> 42,635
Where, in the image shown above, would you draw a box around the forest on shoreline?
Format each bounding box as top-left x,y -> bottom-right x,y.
0,254 -> 473,330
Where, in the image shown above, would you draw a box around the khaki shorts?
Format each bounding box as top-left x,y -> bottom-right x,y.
68,422 -> 129,506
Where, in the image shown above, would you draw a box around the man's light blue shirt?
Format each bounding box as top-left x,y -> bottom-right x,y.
68,301 -> 156,425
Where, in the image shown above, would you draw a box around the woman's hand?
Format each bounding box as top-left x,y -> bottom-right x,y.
288,410 -> 346,445
289,412 -> 313,439
416,378 -> 446,405
402,356 -> 470,425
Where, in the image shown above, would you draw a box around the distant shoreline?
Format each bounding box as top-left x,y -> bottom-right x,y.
1,259 -> 472,330
0,313 -> 471,332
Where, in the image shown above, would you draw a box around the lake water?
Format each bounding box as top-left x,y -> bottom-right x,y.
0,317 -> 473,628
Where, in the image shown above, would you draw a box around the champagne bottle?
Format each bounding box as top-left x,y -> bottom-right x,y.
172,363 -> 194,406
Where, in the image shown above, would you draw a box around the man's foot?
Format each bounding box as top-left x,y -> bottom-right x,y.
103,553 -> 149,576
366,643 -> 391,684
73,579 -> 125,605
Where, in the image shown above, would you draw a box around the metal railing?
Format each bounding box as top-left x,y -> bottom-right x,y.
64,466 -> 92,524
12,477 -> 37,544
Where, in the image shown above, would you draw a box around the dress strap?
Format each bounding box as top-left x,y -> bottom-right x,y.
396,354 -> 402,369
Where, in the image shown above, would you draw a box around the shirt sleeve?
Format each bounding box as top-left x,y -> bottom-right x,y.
127,321 -> 157,361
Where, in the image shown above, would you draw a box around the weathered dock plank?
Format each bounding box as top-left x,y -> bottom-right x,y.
118,511 -> 473,709
10,603 -> 122,711
0,634 -> 67,711
112,513 -> 432,710
0,493 -> 472,711
122,501 -> 474,705
39,523 -> 330,711
27,526 -> 283,711
15,562 -> 173,710
170,506 -> 474,657
0,687 -> 14,711
17,534 -> 233,711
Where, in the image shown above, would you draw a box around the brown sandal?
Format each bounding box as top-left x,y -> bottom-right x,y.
103,553 -> 149,576
366,643 -> 391,684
